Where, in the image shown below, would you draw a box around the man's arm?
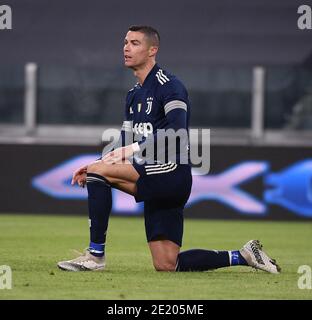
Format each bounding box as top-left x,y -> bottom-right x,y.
102,81 -> 189,164
134,103 -> 188,159
135,79 -> 189,161
102,106 -> 187,165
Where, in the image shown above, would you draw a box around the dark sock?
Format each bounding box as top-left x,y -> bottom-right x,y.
176,248 -> 247,272
176,249 -> 230,271
86,173 -> 112,257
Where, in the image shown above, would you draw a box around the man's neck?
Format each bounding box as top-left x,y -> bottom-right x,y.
133,61 -> 156,85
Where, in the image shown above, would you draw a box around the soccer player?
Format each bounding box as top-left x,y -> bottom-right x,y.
58,26 -> 280,274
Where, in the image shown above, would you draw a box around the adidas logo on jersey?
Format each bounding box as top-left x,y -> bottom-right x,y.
133,122 -> 153,137
156,69 -> 170,85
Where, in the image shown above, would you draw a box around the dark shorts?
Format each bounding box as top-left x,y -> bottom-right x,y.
132,161 -> 192,247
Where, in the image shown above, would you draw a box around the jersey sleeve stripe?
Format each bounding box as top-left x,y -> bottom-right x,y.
158,70 -> 168,83
164,100 -> 187,114
146,164 -> 178,175
156,72 -> 165,85
159,69 -> 170,82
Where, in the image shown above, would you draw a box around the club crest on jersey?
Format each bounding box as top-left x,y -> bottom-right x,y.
146,97 -> 153,115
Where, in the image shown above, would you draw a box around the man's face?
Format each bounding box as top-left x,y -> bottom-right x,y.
123,31 -> 154,69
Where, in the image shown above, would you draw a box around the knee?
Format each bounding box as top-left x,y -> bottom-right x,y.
87,161 -> 109,177
153,260 -> 176,272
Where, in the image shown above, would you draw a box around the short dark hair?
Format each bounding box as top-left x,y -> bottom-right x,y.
128,25 -> 160,47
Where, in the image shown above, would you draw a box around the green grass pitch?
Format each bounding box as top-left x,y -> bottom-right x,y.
0,214 -> 311,300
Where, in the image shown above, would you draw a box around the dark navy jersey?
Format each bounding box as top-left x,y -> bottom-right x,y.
123,63 -> 190,164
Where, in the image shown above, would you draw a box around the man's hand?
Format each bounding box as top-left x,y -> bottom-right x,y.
102,145 -> 135,164
71,144 -> 138,188
71,164 -> 88,187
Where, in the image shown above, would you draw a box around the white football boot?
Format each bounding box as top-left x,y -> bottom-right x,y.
240,240 -> 281,274
57,249 -> 105,271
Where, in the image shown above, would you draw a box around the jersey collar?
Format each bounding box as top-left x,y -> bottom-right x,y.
141,63 -> 160,89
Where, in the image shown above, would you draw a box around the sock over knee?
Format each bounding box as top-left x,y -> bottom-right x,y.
86,173 -> 112,257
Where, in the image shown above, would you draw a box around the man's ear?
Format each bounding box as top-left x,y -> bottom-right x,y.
149,46 -> 158,58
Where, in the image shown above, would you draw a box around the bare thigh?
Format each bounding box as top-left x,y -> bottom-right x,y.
87,160 -> 140,195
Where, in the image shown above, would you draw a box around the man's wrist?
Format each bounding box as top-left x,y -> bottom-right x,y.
131,142 -> 140,153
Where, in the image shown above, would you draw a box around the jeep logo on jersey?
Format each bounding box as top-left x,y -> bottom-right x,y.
146,97 -> 153,114
133,122 -> 153,137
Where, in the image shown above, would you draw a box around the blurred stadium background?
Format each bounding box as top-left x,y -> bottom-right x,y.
1,0 -> 312,220
1,0 -> 312,300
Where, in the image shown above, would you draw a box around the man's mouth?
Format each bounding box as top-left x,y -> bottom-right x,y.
124,55 -> 132,60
